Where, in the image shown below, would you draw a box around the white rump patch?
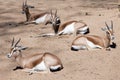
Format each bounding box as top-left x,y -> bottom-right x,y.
33,61 -> 47,71
72,45 -> 87,50
58,23 -> 75,35
34,14 -> 47,23
50,65 -> 61,70
78,26 -> 89,34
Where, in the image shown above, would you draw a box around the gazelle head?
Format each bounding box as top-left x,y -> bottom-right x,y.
22,0 -> 34,14
101,21 -> 115,41
45,10 -> 61,25
45,10 -> 61,34
7,38 -> 27,58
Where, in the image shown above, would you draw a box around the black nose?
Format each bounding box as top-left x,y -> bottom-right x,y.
71,47 -> 79,51
22,11 -> 25,14
7,54 -> 11,58
110,42 -> 117,48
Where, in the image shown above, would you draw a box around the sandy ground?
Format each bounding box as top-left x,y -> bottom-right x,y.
0,0 -> 120,80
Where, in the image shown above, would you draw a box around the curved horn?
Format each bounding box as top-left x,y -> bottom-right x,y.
55,9 -> 57,17
105,22 -> 110,30
111,20 -> 113,30
50,10 -> 53,19
15,38 -> 21,47
23,1 -> 25,7
11,37 -> 14,47
25,0 -> 27,5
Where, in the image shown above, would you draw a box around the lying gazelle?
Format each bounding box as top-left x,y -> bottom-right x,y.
40,10 -> 89,37
71,21 -> 115,51
7,38 -> 63,75
22,0 -> 55,24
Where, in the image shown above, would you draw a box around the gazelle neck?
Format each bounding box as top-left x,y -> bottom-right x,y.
25,8 -> 31,21
106,32 -> 111,41
104,32 -> 111,47
53,24 -> 60,34
15,52 -> 23,67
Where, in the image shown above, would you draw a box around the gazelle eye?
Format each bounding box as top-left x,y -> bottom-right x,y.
13,50 -> 17,52
55,17 -> 61,24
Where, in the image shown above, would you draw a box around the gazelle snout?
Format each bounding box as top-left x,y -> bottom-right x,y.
111,35 -> 115,40
22,11 -> 25,14
7,53 -> 12,58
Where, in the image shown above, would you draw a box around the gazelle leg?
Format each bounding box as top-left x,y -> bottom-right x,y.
21,68 -> 34,75
73,29 -> 77,37
21,68 -> 48,75
24,21 -> 35,25
29,69 -> 49,75
106,48 -> 111,51
45,65 -> 51,73
44,61 -> 51,73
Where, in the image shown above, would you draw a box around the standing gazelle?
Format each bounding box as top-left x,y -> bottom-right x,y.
7,38 -> 63,75
40,10 -> 89,37
22,0 -> 54,25
71,21 -> 115,51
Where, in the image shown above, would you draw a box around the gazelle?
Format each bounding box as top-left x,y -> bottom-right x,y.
22,0 -> 54,25
71,21 -> 115,51
40,10 -> 89,37
7,38 -> 63,75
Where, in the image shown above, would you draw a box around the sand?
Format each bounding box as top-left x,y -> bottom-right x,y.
0,0 -> 120,80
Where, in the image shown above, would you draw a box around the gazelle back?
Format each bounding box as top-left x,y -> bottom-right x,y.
71,21 -> 115,51
44,10 -> 90,36
21,0 -> 55,25
7,38 -> 63,74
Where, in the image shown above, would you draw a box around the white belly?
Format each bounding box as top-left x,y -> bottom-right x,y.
60,23 -> 75,35
72,45 -> 87,50
35,14 -> 47,23
86,40 -> 102,49
32,61 -> 47,71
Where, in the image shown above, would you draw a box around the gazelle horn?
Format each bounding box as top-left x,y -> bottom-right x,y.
14,38 -> 21,47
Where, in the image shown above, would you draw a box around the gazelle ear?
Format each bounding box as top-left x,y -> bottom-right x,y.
18,46 -> 27,50
27,5 -> 35,8
108,26 -> 113,30
101,27 -> 107,31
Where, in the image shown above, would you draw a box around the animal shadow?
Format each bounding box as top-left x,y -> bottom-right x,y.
13,66 -> 23,71
110,42 -> 116,48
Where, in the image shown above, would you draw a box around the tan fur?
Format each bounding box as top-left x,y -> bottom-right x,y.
22,0 -> 52,24
14,52 -> 62,69
7,39 -> 63,74
58,20 -> 78,31
75,21 -> 87,29
28,12 -> 50,21
72,35 -> 109,48
71,21 -> 115,50
58,20 -> 87,32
